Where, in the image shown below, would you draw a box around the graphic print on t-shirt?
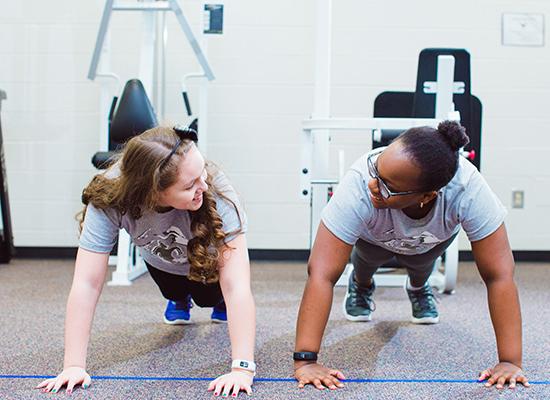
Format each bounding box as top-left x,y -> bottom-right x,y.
138,226 -> 189,264
379,230 -> 441,253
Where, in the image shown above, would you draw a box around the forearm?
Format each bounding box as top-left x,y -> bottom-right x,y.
63,283 -> 103,369
226,290 -> 255,361
486,279 -> 522,366
295,276 -> 334,354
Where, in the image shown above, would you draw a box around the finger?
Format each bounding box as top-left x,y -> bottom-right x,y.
478,370 -> 490,381
222,382 -> 234,397
328,370 -> 345,387
214,381 -> 225,397
330,375 -> 344,388
509,377 -> 516,389
45,380 -> 57,392
516,376 -> 530,387
321,376 -> 337,390
244,384 -> 252,395
231,383 -> 240,397
297,379 -> 306,389
484,376 -> 497,387
82,374 -> 92,390
66,377 -> 78,395
312,378 -> 325,390
208,377 -> 219,391
496,376 -> 507,389
52,378 -> 66,394
35,378 -> 53,389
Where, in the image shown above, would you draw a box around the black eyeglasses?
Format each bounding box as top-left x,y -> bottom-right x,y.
159,125 -> 198,169
367,149 -> 421,199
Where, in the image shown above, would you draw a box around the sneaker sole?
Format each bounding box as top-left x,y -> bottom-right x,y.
211,318 -> 227,324
342,294 -> 372,322
411,316 -> 439,324
163,317 -> 192,325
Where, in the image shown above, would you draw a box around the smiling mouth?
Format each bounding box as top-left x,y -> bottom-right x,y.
370,194 -> 385,205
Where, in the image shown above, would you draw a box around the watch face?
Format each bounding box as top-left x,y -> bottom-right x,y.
240,361 -> 248,368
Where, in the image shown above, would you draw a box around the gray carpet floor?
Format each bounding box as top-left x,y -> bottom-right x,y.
0,258 -> 549,399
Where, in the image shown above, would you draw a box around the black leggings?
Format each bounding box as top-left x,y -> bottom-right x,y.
146,262 -> 223,307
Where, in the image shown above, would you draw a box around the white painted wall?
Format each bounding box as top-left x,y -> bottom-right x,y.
0,0 -> 548,251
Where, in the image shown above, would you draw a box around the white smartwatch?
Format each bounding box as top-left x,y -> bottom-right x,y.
231,359 -> 256,375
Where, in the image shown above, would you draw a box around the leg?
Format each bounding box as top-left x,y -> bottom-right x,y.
351,239 -> 396,286
146,262 -> 193,301
344,240 -> 396,321
396,233 -> 459,287
396,234 -> 458,324
185,279 -> 223,308
146,262 -> 203,325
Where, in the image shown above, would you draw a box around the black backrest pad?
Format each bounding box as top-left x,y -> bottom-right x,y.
109,79 -> 158,150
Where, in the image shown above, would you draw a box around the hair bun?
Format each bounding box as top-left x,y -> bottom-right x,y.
437,120 -> 470,151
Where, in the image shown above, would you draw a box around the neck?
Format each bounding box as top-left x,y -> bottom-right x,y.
402,199 -> 435,219
155,205 -> 174,213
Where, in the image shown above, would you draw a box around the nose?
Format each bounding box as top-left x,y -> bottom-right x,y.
198,176 -> 208,192
367,177 -> 381,197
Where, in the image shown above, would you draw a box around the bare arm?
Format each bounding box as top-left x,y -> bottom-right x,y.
208,234 -> 255,396
36,247 -> 109,393
218,234 -> 255,362
294,222 -> 353,389
64,248 -> 110,368
471,223 -> 528,388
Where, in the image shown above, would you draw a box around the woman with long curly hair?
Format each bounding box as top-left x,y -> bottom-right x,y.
36,126 -> 256,397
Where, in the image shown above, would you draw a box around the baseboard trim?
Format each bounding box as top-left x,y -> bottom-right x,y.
12,247 -> 550,263
14,247 -> 78,258
248,249 -> 310,261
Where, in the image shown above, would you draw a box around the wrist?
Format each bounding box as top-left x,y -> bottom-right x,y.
231,359 -> 256,376
63,364 -> 85,370
293,359 -> 316,370
499,359 -> 522,368
231,368 -> 255,377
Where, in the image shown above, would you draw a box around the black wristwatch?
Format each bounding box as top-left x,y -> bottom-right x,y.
293,351 -> 318,361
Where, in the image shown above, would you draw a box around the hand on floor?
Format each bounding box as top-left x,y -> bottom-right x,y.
35,366 -> 91,394
208,370 -> 253,397
478,362 -> 530,389
294,362 -> 345,390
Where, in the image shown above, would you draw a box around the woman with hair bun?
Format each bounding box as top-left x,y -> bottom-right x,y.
294,120 -> 528,391
37,126 -> 256,397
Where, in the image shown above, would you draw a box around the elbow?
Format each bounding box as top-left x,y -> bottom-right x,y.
307,263 -> 338,287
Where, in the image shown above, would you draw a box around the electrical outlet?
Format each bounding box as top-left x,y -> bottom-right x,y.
512,190 -> 524,209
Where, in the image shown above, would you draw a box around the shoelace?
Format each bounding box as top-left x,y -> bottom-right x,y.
351,287 -> 377,312
410,287 -> 439,309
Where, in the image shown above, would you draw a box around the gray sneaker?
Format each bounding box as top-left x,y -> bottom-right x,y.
406,282 -> 439,324
343,273 -> 376,322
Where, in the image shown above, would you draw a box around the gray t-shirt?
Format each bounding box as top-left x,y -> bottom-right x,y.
321,148 -> 507,254
79,170 -> 247,275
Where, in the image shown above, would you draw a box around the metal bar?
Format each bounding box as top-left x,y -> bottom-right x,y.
88,0 -> 115,80
303,117 -> 441,131
113,1 -> 171,11
170,0 -> 215,80
435,55 -> 455,120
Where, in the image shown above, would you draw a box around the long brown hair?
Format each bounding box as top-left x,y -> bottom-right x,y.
79,126 -> 242,283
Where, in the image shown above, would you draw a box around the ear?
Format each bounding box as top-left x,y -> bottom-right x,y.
421,191 -> 438,204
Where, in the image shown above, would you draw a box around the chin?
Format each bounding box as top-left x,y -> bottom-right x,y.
189,198 -> 204,211
370,195 -> 388,209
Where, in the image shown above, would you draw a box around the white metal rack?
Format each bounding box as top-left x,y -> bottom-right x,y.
88,0 -> 215,285
303,0 -> 462,293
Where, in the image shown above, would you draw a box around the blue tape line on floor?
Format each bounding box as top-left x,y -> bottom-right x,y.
1,375 -> 548,384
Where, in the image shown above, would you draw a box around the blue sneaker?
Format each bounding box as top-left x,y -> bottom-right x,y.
163,295 -> 193,325
211,300 -> 227,323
